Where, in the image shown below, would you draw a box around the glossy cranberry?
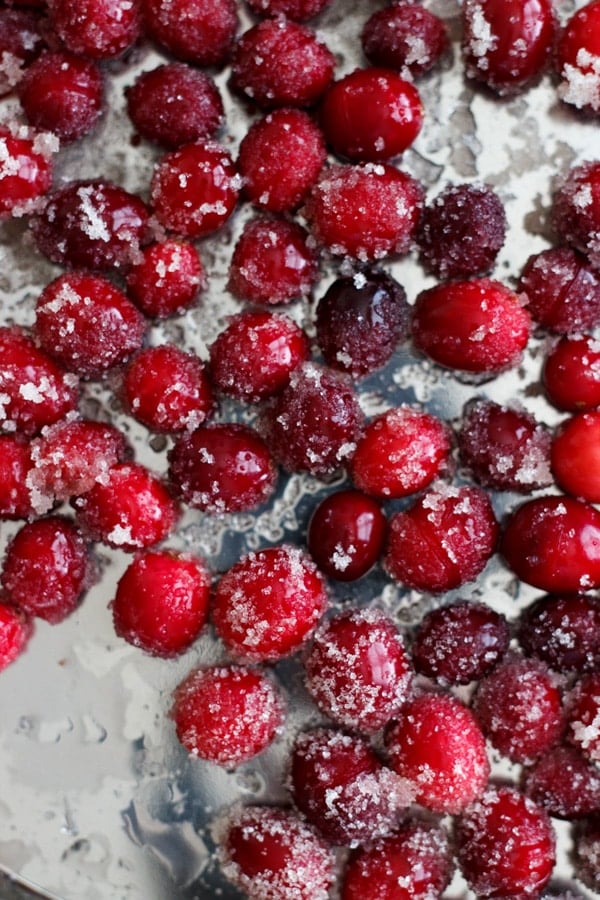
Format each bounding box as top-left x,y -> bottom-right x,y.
462,0 -> 556,95
542,334 -> 600,411
230,19 -> 335,109
211,544 -> 328,663
171,665 -> 285,767
47,0 -> 141,59
385,483 -> 498,593
456,785 -> 556,898
142,0 -> 238,67
0,8 -> 44,96
112,550 -> 210,657
0,126 -> 54,217
518,247 -> 600,333
0,436 -> 34,520
0,599 -> 33,671
523,745 -> 600,819
457,398 -> 552,492
244,0 -> 332,21
303,608 -> 411,732
501,495 -> 600,592
306,489 -> 387,582
208,310 -> 310,403
227,215 -> 318,305
168,423 -> 276,514
150,140 -> 240,239
574,817 -> 600,892
31,179 -> 150,271
556,0 -> 600,116
417,183 -> 507,280
315,269 -> 410,378
412,600 -> 510,685
125,239 -> 204,319
518,592 -> 600,674
34,272 -> 146,379
361,3 -> 448,78
1,515 -> 91,624
566,673 -> 600,763
551,411 -> 600,501
552,161 -> 600,271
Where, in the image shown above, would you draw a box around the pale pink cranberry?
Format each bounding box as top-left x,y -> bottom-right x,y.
518,247 -> 600,333
517,592 -> 600,674
125,239 -> 204,319
523,745 -> 600,819
0,435 -> 35,520
552,161 -> 600,271
47,0 -> 141,59
556,0 -> 600,116
361,3 -> 448,78
142,0 -> 238,67
0,126 -> 55,217
0,598 -> 33,671
542,333 -> 600,411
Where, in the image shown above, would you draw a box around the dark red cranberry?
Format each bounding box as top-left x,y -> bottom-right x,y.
552,161 -> 600,271
551,411 -> 600,501
47,0 -> 141,59
0,126 -> 55,217
523,745 -> 600,819
125,62 -> 223,150
518,247 -> 600,333
315,269 -> 410,378
0,599 -> 33,671
518,592 -> 600,674
542,334 -> 600,411
556,0 -> 600,116
306,489 -> 387,581
168,423 -> 277,514
573,816 -> 600,892
0,8 -> 45,97
566,672 -> 600,763
125,239 -> 204,319
417,183 -> 507,280
412,600 -> 510,685
141,0 -> 238,67
362,3 -> 448,78
0,435 -> 34,520
244,0 -> 332,21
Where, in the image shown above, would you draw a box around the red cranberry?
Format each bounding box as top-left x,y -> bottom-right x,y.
125,239 -> 204,319
385,483 -> 499,593
361,3 -> 448,78
1,515 -> 92,624
573,817 -> 600,892
112,550 -> 210,657
518,247 -> 600,333
412,600 -> 510,686
551,411 -> 600,501
523,745 -> 600,819
556,0 -> 600,116
303,608 -> 412,733
501,495 -> 600,592
142,0 -> 238,67
315,269 -> 410,378
47,0 -> 141,59
238,108 -> 327,213
517,592 -> 600,674
456,785 -> 556,898
0,435 -> 34,520
208,310 -> 310,403
0,599 -> 33,671
211,544 -> 328,663
0,8 -> 45,97
542,334 -> 600,411
150,140 -> 240,239
412,277 -> 531,374
230,19 -> 335,109
306,489 -> 387,581
566,672 -> 600,763
168,423 -> 277,514
244,0 -> 333,21
462,0 -> 556,95
552,161 -> 600,271
0,125 -> 55,217
171,665 -> 285,767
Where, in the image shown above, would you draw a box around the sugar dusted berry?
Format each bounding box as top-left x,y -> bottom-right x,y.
552,161 -> 600,271
47,0 -> 141,59
142,0 -> 238,67
0,126 -> 55,217
0,599 -> 33,671
0,435 -> 34,520
361,3 -> 448,78
543,334 -> 600,411
523,745 -> 600,819
556,0 -> 600,116
0,8 -> 45,97
517,592 -> 600,674
518,247 -> 600,333
125,239 -> 204,319
574,816 -> 600,892
551,411 -> 600,502
566,672 -> 600,763
244,0 -> 332,21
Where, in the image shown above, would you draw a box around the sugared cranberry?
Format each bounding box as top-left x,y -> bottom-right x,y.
518,592 -> 600,674
31,179 -> 150,271
417,183 -> 507,280
227,215 -> 318,305
303,608 -> 411,733
315,269 -> 410,378
168,423 -> 276,513
361,3 -> 448,78
142,0 -> 238,67
523,745 -> 600,819
457,398 -> 552,492
552,161 -> 600,271
211,544 -> 328,663
0,8 -> 45,96
412,600 -> 510,685
125,239 -> 204,319
0,126 -> 55,217
412,277 -> 531,374
0,435 -> 34,520
244,0 -> 332,21
542,334 -> 600,411
551,411 -> 600,501
208,310 -> 310,403
304,162 -> 423,261
306,489 -> 387,581
230,19 -> 335,109
501,495 -> 600,592
518,247 -> 600,333
111,550 -> 210,657
171,665 -> 285,767
462,0 -> 556,95
47,0 -> 141,59
556,0 -> 600,116
1,515 -> 92,624
574,817 -> 600,892
0,599 -> 33,671
150,140 -> 240,239
259,362 -> 364,477
566,673 -> 600,763
238,108 -> 327,213
456,785 -> 556,898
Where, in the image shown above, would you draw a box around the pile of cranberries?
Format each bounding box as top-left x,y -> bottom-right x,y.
2,0 -> 600,897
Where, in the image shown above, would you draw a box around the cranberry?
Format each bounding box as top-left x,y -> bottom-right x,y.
220,806 -> 335,900
290,727 -> 413,846
121,345 -> 214,434
112,550 -> 210,657
47,0 -> 141,59
304,162 -> 423,261
1,515 -> 92,624
574,818 -> 600,892
73,462 -> 179,551
552,161 -> 600,271
168,423 -> 276,514
556,0 -> 600,116
230,19 -> 335,109
319,67 -> 423,163
227,215 -> 318,305
171,664 -> 285,767
150,140 -> 240,239
523,745 -> 600,819
0,125 -> 55,217
0,599 -> 33,671
244,0 -> 332,21
306,489 -> 387,581
385,483 -> 499,593
542,334 -> 600,411
211,544 -> 328,663
237,108 -> 327,213
0,8 -> 44,97
411,600 -> 510,686
0,435 -> 34,520
412,277 -> 531,374
462,0 -> 556,95
456,785 -> 556,898
457,398 -> 552,492
361,3 -> 448,79
31,179 -> 150,271
34,271 -> 146,379
142,0 -> 238,67
417,183 -> 507,280
259,362 -> 364,477
501,495 -> 600,592
208,310 -> 310,403
517,592 -> 600,674
551,411 -> 600,501
303,608 -> 412,733
315,269 -> 410,378
566,672 -> 600,763
518,247 -> 600,334
125,239 -> 204,319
